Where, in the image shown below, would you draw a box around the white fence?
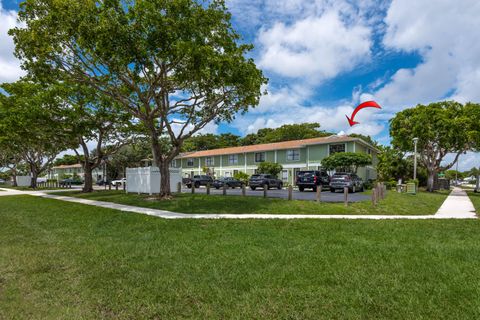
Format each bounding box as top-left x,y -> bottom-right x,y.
16,176 -> 31,187
126,167 -> 182,195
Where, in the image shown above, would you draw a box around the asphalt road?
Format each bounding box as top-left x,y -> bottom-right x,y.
182,186 -> 369,203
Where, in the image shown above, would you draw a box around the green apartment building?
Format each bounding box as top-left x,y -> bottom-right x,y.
174,135 -> 378,185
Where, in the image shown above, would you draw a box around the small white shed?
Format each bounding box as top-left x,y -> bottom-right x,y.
16,176 -> 32,187
126,167 -> 182,195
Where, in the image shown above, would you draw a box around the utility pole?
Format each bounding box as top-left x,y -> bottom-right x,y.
413,137 -> 419,180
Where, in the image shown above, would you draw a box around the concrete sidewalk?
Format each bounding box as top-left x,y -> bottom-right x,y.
2,187 -> 477,220
435,187 -> 477,218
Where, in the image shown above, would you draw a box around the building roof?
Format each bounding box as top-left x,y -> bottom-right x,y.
51,164 -> 82,169
177,135 -> 375,159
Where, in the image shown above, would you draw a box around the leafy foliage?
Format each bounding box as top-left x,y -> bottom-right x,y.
256,162 -> 283,177
390,101 -> 476,191
233,171 -> 249,184
11,0 -> 267,196
321,152 -> 372,173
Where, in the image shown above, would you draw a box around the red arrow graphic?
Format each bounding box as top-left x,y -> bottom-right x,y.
346,101 -> 382,126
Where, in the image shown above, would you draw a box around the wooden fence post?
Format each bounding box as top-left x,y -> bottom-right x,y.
344,186 -> 348,207
108,183 -> 111,191
115,184 -> 119,191
242,184 -> 246,197
124,182 -> 127,192
177,182 -> 181,194
191,184 -> 195,194
288,185 -> 293,201
206,183 -> 210,195
372,187 -> 377,206
263,184 -> 268,198
316,185 -> 322,203
223,184 -> 227,196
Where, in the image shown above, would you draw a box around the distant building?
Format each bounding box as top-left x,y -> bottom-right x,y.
47,164 -> 103,181
174,135 -> 378,184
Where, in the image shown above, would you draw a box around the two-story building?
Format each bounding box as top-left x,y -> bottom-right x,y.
174,135 -> 378,184
47,164 -> 103,181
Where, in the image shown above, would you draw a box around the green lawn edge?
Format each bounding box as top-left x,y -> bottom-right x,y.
1,195 -> 479,319
49,189 -> 450,215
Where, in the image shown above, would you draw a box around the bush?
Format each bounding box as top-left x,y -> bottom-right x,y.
233,172 -> 249,185
257,162 -> 283,177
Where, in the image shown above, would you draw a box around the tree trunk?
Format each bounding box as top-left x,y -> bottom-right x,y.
83,163 -> 94,193
30,170 -> 38,189
427,169 -> 435,192
159,160 -> 171,197
12,167 -> 18,187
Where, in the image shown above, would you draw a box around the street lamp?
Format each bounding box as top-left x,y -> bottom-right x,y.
413,137 -> 419,181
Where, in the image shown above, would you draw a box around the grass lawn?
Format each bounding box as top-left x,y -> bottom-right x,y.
0,195 -> 479,319
467,191 -> 480,215
0,185 -> 67,191
51,189 -> 450,215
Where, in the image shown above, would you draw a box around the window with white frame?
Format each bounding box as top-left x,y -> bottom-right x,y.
287,149 -> 300,161
255,152 -> 265,162
281,170 -> 288,181
187,158 -> 194,167
205,157 -> 214,166
329,144 -> 345,154
228,154 -> 238,165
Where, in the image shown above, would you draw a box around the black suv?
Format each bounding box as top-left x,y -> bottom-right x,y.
249,174 -> 283,190
212,177 -> 244,189
186,175 -> 214,188
296,170 -> 330,192
329,172 -> 364,193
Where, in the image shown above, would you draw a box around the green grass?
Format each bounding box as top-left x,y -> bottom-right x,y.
1,195 -> 479,319
0,185 -> 66,191
467,191 -> 480,216
51,189 -> 450,215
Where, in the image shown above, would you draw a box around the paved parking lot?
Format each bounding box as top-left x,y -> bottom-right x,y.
182,186 -> 370,203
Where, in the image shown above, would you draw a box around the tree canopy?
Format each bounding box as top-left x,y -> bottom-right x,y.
11,0 -> 267,196
390,101 -> 476,191
321,152 -> 372,173
256,162 -> 283,177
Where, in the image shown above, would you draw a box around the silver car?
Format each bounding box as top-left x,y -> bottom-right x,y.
329,173 -> 364,193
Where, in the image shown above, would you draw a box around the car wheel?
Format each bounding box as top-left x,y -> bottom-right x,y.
215,186 -> 219,190
312,187 -> 317,192
187,184 -> 192,189
330,188 -> 335,193
277,183 -> 283,190
299,186 -> 304,192
251,187 -> 256,191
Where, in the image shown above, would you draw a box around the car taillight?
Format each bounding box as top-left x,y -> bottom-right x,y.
314,176 -> 318,183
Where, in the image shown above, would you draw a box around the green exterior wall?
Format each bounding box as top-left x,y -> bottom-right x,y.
177,140 -> 378,183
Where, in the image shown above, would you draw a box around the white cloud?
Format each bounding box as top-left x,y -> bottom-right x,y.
233,85 -> 384,137
0,3 -> 24,83
257,10 -> 371,82
365,0 -> 480,109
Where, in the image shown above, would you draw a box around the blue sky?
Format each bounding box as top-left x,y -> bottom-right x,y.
1,0 -> 480,170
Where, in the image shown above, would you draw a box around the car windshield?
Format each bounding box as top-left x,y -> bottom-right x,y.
251,175 -> 260,179
297,171 -> 315,177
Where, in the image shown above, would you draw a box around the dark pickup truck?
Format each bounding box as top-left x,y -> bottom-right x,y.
185,175 -> 214,188
295,170 -> 330,192
249,174 -> 283,190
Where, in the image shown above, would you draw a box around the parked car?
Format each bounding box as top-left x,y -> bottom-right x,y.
111,178 -> 126,187
329,172 -> 364,193
295,170 -> 330,192
0,178 -> 5,184
59,178 -> 74,186
96,179 -> 111,186
249,174 -> 283,190
185,175 -> 214,188
212,177 -> 244,189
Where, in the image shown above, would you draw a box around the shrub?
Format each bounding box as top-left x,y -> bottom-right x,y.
256,162 -> 283,177
233,172 -> 249,185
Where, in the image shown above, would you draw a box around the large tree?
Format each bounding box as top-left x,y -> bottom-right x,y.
11,0 -> 266,197
390,101 -> 474,192
59,84 -> 134,192
0,81 -> 70,188
321,152 -> 372,173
